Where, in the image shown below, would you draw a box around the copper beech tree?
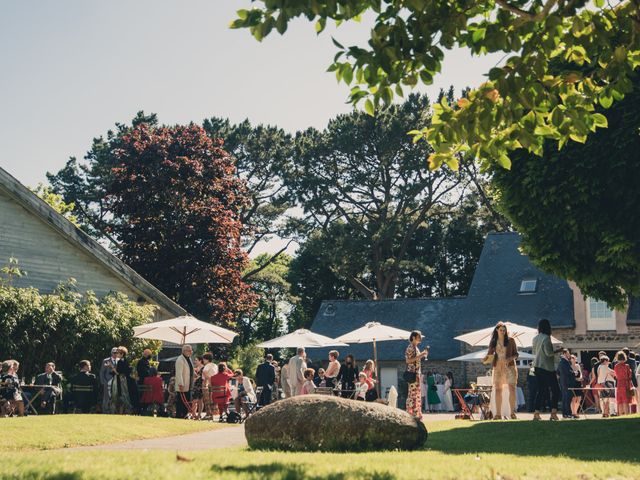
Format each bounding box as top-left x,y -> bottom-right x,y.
106,123 -> 257,327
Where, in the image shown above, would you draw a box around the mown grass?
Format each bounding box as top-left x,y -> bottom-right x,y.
1,415 -> 638,479
1,414 -> 226,451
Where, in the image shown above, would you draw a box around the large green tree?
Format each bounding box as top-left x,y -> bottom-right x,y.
492,78 -> 640,308
289,93 -> 467,299
232,0 -> 640,170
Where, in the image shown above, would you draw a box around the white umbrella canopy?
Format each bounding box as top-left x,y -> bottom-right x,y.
133,315 -> 238,345
448,349 -> 535,362
454,322 -> 562,348
335,322 -> 412,344
335,322 -> 413,397
256,329 -> 348,348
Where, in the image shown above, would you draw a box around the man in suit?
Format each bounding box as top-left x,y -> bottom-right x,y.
99,347 -> 118,413
68,360 -> 99,413
36,362 -> 63,414
255,354 -> 276,406
287,347 -> 307,396
175,344 -> 194,419
136,349 -> 152,386
556,349 -> 573,419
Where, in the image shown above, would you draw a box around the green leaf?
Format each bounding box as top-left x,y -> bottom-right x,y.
599,95 -> 613,109
364,98 -> 375,116
497,154 -> 512,170
592,113 -> 608,128
332,37 -> 344,49
237,9 -> 249,20
315,19 -> 326,34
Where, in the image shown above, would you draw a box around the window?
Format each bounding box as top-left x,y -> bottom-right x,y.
587,297 -> 616,331
519,279 -> 537,293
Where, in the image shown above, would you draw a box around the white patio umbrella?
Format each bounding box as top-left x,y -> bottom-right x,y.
335,322 -> 413,396
448,349 -> 535,363
454,322 -> 562,348
256,329 -> 349,348
133,315 -> 238,345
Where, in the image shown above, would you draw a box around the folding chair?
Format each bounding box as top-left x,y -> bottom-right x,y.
315,387 -> 333,396
69,384 -> 95,414
178,391 -> 200,420
210,385 -> 230,422
137,384 -> 155,416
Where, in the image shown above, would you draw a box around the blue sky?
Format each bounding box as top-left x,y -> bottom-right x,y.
0,1 -> 499,190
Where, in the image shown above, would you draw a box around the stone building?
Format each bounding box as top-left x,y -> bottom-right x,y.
309,232 -> 639,396
0,166 -> 185,320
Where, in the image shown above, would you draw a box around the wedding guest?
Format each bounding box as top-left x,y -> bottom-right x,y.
557,349 -> 574,419
622,348 -> 638,390
426,371 -> 440,412
300,368 -> 316,395
280,361 -> 291,398
363,359 -> 378,402
192,355 -> 204,418
313,368 -> 326,387
99,347 -> 118,413
111,346 -> 136,414
325,350 -> 340,388
201,353 -> 217,417
136,349 -> 152,385
405,330 -> 428,419
442,372 -> 455,412
485,322 -> 519,420
211,363 -> 234,421
175,344 -> 194,419
255,354 -> 276,406
597,355 -> 616,418
287,348 -> 307,396
570,355 -> 583,417
68,360 -> 98,413
36,362 -> 63,414
355,372 -> 369,401
0,360 -> 23,416
140,367 -> 165,416
532,319 -> 560,421
337,354 -> 359,398
233,369 -> 256,418
614,351 -> 633,416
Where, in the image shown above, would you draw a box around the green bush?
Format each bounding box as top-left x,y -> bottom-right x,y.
0,278 -> 158,379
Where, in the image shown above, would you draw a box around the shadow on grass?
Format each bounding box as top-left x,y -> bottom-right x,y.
428,415 -> 640,462
10,473 -> 83,480
211,463 -> 396,480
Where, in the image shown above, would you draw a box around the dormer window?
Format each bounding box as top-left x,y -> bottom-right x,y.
519,279 -> 537,293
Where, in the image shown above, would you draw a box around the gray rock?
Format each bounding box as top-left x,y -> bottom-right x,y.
244,394 -> 427,451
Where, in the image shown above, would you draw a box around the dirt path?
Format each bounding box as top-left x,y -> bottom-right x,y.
69,424 -> 246,451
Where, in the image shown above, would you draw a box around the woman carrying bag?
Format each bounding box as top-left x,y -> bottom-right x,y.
404,330 -> 429,419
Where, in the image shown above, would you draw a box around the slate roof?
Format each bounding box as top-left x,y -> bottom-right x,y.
309,297 -> 467,362
308,232 -> 575,362
459,232 -> 575,331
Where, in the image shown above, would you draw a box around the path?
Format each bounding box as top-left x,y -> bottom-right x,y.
70,424 -> 247,451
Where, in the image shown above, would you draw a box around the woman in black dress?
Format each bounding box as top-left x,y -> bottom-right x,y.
337,354 -> 359,398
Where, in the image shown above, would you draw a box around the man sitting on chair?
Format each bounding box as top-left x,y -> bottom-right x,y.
68,360 -> 98,413
36,362 -> 62,414
233,369 -> 256,418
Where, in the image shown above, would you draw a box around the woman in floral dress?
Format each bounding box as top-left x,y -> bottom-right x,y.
405,330 -> 429,419
485,322 -> 519,419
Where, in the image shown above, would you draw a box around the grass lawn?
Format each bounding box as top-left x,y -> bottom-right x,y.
0,414 -> 226,451
1,415 -> 639,479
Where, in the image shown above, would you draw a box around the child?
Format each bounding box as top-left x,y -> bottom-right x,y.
301,368 -> 316,395
355,372 -> 369,401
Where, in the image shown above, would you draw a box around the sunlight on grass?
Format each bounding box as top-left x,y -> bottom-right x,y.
1,415 -> 226,451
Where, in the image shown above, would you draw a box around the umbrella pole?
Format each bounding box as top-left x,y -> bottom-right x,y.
373,339 -> 380,398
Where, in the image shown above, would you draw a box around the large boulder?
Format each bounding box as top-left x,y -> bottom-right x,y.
244,395 -> 427,451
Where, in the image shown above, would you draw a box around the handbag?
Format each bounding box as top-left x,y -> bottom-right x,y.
481,354 -> 494,366
403,371 -> 417,384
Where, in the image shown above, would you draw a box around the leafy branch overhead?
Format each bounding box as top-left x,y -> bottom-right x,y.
232,0 -> 640,170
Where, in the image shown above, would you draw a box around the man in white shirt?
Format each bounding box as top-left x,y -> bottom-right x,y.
287,347 -> 307,396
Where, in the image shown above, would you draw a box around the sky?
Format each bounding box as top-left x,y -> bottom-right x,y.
0,1 -> 499,254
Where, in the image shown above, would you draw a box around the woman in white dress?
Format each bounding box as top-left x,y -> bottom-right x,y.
442,372 -> 455,411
